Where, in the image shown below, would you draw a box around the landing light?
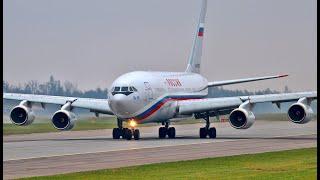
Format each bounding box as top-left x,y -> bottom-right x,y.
129,120 -> 137,128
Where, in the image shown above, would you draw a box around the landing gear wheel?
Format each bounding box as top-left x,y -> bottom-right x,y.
159,127 -> 167,139
124,128 -> 132,140
208,127 -> 216,139
199,127 -> 207,138
167,127 -> 176,138
122,128 -> 128,139
133,129 -> 140,140
112,128 -> 121,139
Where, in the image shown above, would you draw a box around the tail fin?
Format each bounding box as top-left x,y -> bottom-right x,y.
185,0 -> 207,74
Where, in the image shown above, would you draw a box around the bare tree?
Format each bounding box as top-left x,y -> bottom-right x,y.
64,81 -> 77,95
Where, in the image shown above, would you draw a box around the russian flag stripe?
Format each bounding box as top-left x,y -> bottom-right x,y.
128,95 -> 203,122
198,27 -> 204,37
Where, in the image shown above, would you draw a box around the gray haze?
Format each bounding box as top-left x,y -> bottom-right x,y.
4,0 -> 317,91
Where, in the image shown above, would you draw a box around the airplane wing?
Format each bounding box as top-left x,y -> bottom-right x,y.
207,74 -> 288,87
3,93 -> 113,115
178,91 -> 317,115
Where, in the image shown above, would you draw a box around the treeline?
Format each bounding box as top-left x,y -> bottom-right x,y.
3,76 -> 108,99
3,76 -> 291,99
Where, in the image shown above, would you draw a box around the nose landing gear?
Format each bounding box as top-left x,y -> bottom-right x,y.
112,119 -> 140,140
159,122 -> 176,139
199,115 -> 216,139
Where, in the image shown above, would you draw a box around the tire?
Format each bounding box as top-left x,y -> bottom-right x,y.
122,128 -> 128,139
133,129 -> 140,140
125,128 -> 132,140
112,128 -> 121,139
199,127 -> 207,138
167,127 -> 176,139
208,127 -> 216,138
159,127 -> 167,139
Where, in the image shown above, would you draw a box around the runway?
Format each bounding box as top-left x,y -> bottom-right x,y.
3,120 -> 317,179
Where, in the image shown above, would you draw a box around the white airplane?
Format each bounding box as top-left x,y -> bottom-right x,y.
4,0 -> 317,140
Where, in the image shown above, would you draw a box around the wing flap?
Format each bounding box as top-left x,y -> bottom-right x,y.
244,91 -> 317,103
4,93 -> 77,105
178,97 -> 243,115
178,91 -> 317,115
72,98 -> 113,114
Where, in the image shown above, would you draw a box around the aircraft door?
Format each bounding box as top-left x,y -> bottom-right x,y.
144,82 -> 154,102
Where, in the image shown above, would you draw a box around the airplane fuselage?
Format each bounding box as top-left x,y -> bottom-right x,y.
108,71 -> 208,123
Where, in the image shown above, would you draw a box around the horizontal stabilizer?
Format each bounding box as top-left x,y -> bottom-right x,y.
207,74 -> 288,87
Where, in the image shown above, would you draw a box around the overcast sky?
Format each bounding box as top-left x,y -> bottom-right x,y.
4,0 -> 317,92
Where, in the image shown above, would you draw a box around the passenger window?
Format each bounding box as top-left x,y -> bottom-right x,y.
121,87 -> 128,92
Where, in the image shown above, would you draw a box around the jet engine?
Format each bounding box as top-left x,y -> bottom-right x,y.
288,98 -> 313,124
52,110 -> 76,130
229,101 -> 255,129
10,100 -> 35,126
51,102 -> 77,130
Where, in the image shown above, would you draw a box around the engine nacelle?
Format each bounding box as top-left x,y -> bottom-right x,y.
10,102 -> 35,126
288,102 -> 313,124
51,110 -> 77,130
229,108 -> 255,129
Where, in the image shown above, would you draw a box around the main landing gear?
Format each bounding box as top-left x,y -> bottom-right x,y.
159,122 -> 176,139
112,119 -> 140,140
199,115 -> 216,139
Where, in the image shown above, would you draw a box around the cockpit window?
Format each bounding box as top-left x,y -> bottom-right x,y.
114,87 -> 120,92
121,87 -> 128,92
112,86 -> 137,96
131,87 -> 138,92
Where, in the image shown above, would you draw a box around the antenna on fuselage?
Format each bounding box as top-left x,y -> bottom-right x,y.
185,0 -> 207,74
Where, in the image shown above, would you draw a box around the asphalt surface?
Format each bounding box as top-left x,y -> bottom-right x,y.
3,120 -> 317,179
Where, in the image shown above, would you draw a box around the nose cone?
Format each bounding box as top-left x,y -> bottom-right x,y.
109,94 -> 133,117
